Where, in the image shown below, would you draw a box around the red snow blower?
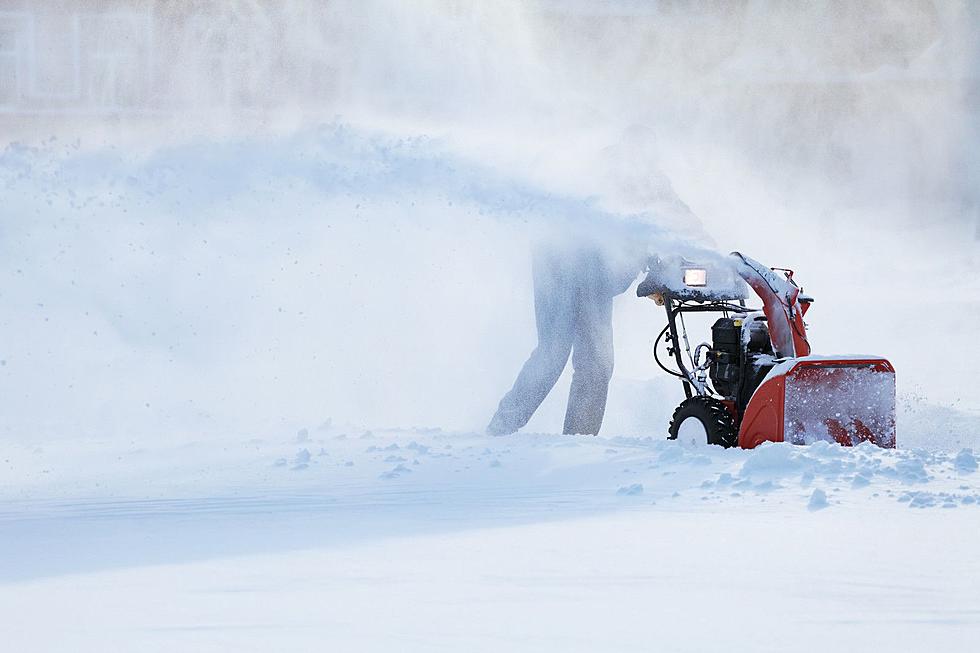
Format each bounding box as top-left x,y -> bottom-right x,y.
638,252 -> 895,449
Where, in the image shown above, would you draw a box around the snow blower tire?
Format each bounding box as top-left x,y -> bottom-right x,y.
668,396 -> 738,448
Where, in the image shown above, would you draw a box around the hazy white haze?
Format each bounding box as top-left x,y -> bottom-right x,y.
1,0 -> 978,440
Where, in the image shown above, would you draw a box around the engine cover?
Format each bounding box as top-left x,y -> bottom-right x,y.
709,317 -> 741,398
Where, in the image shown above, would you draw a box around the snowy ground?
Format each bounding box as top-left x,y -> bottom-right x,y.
2,2 -> 977,648
2,126 -> 977,650
2,423 -> 979,651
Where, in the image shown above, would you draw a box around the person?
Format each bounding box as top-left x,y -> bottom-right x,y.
487,124 -> 705,436
486,239 -> 640,436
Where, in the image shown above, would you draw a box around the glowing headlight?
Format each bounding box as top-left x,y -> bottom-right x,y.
684,268 -> 707,287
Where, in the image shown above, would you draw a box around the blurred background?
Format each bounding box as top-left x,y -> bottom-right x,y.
0,0 -> 977,441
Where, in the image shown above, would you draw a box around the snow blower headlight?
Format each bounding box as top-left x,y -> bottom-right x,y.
683,268 -> 707,287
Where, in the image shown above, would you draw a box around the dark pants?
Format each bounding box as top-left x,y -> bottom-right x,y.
488,246 -> 616,435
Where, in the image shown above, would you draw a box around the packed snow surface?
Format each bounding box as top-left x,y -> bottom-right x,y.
2,426 -> 979,651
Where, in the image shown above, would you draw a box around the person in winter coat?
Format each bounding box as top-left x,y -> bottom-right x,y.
487,124 -> 705,436
486,240 -> 639,436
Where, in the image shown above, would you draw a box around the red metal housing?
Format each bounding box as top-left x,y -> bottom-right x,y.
738,357 -> 896,449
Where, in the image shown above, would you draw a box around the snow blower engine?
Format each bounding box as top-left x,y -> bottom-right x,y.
638,252 -> 896,449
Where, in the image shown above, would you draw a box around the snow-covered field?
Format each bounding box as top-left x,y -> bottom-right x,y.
2,2 -> 979,651
2,419 -> 979,651
3,124 -> 978,652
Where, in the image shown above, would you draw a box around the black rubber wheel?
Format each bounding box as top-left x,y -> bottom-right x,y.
668,396 -> 738,448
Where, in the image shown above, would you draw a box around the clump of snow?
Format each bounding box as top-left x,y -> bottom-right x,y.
851,473 -> 871,489
380,463 -> 413,480
739,443 -> 806,477
893,457 -> 930,484
617,483 -> 644,496
955,449 -> 978,474
808,488 -> 829,511
406,441 -> 430,455
291,448 -> 311,470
